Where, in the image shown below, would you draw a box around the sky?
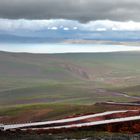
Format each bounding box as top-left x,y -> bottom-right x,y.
0,0 -> 140,22
1,19 -> 140,32
0,0 -> 140,52
0,0 -> 140,32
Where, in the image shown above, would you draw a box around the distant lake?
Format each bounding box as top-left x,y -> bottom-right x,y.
0,43 -> 140,53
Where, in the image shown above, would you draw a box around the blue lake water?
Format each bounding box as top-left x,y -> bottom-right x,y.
0,43 -> 140,53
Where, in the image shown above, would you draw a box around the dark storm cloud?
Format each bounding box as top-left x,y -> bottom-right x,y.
0,0 -> 140,22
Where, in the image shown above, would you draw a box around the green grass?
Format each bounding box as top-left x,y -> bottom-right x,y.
113,85 -> 140,97
0,81 -> 133,106
0,101 -> 133,122
0,103 -> 97,121
1,51 -> 140,107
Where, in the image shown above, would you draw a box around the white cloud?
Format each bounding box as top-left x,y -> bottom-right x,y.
82,20 -> 140,31
96,28 -> 107,31
63,27 -> 69,31
73,27 -> 78,30
50,26 -> 58,30
0,19 -> 140,32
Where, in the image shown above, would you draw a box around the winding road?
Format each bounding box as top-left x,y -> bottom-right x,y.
1,110 -> 139,131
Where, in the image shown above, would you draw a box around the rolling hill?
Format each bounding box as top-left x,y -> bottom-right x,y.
0,51 -> 140,107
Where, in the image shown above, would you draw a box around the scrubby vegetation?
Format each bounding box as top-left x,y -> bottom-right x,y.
1,131 -> 140,140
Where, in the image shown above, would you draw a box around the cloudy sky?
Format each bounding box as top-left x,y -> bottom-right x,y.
0,0 -> 140,53
0,0 -> 140,21
0,0 -> 140,42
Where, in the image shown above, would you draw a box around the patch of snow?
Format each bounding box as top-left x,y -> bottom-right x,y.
63,27 -> 69,31
51,27 -> 58,30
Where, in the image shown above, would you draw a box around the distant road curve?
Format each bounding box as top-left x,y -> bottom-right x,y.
99,88 -> 140,100
104,101 -> 140,106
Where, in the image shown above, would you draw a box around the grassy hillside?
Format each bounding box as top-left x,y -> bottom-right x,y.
0,51 -> 140,107
0,102 -> 137,124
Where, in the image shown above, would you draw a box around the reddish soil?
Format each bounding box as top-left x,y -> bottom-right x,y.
0,109 -> 52,124
19,110 -> 140,134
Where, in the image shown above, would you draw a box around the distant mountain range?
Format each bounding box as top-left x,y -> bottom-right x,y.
0,30 -> 140,43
